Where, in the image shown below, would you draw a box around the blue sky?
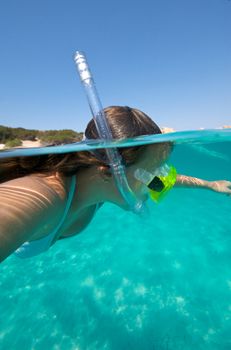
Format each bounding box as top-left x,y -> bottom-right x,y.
0,0 -> 230,131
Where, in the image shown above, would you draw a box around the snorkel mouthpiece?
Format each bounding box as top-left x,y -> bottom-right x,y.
74,51 -> 143,214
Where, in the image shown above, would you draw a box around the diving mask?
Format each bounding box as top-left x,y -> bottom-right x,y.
134,164 -> 177,202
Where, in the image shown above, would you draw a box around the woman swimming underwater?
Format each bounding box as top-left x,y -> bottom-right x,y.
0,106 -> 231,262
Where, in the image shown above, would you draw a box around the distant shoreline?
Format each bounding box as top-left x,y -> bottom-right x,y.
0,140 -> 42,150
0,125 -> 230,150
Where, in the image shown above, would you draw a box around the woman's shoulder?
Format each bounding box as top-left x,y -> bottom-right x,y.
0,173 -> 68,201
0,173 -> 72,259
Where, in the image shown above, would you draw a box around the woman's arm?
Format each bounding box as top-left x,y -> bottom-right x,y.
175,174 -> 231,195
0,175 -> 66,262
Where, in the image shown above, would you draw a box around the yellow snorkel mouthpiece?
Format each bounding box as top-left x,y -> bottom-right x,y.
134,165 -> 177,203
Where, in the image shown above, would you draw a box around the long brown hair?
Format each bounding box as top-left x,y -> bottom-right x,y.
0,106 -> 163,183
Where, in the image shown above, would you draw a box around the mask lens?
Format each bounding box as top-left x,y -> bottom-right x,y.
147,176 -> 165,192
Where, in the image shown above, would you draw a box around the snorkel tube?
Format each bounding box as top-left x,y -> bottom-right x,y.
74,51 -> 143,214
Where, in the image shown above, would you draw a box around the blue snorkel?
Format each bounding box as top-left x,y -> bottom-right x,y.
74,51 -> 143,214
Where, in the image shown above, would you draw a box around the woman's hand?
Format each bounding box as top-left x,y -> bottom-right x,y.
175,175 -> 231,196
208,180 -> 231,196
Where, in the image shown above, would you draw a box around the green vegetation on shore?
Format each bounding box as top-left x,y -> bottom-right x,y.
0,125 -> 83,146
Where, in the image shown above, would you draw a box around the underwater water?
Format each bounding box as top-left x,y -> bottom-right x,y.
0,130 -> 231,350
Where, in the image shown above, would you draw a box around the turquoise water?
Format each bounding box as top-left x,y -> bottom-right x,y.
1,130 -> 231,349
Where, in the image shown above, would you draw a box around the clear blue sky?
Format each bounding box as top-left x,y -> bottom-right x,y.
0,0 -> 230,131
